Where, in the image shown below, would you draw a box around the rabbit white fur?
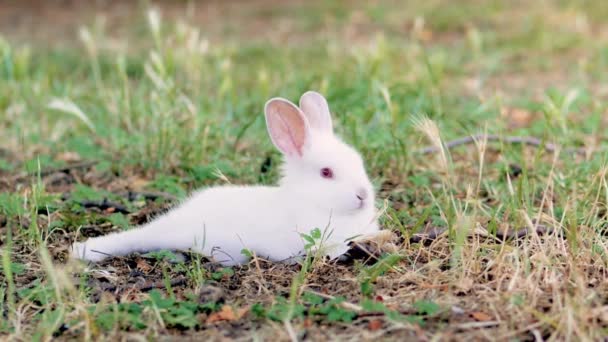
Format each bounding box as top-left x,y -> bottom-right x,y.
70,91 -> 380,265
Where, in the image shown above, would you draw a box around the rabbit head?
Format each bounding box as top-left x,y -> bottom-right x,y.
265,91 -> 375,216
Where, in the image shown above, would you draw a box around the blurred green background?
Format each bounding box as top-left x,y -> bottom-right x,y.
2,0 -> 606,178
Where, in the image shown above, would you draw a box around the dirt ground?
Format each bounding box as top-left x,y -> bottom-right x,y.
3,161 -> 474,340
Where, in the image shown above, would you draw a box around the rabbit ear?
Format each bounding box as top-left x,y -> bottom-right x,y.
265,98 -> 310,157
299,91 -> 333,134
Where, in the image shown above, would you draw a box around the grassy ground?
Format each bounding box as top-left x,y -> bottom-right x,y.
1,0 -> 608,340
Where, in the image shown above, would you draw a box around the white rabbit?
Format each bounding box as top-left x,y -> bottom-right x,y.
70,91 -> 380,266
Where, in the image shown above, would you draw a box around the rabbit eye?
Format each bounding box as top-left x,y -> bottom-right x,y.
320,167 -> 334,179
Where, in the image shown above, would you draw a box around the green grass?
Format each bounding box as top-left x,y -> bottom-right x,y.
1,0 -> 608,340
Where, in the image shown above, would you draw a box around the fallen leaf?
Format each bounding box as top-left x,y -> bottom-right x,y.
129,177 -> 150,190
105,207 -> 116,213
206,305 -> 248,323
303,318 -> 313,328
56,151 -> 81,163
368,319 -> 383,331
470,311 -> 493,321
413,28 -> 433,42
455,277 -> 473,292
135,258 -> 152,273
386,303 -> 399,310
501,107 -> 535,128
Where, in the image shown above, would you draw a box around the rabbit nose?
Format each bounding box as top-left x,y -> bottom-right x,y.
356,188 -> 368,201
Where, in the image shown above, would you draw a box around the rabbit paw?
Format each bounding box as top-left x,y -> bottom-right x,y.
70,241 -> 107,262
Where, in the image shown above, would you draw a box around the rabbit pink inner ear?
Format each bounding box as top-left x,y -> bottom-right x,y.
265,98 -> 309,157
299,91 -> 333,134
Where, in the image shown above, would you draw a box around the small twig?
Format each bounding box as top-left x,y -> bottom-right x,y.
135,276 -> 187,292
116,190 -> 179,203
495,225 -> 552,240
88,249 -> 114,258
353,311 -> 417,319
409,227 -> 447,245
453,321 -> 500,330
303,289 -> 363,312
11,160 -> 98,181
303,289 -> 421,319
91,277 -> 189,296
417,134 -> 586,155
283,319 -> 298,342
75,199 -> 130,214
77,248 -> 114,265
499,321 -> 546,339
406,225 -> 552,244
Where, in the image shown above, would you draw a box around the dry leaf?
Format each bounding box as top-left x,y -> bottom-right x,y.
368,319 -> 383,331
414,29 -> 433,42
501,107 -> 534,128
206,305 -> 248,323
56,151 -> 82,163
455,277 -> 473,292
135,258 -> 152,273
105,207 -> 116,213
129,177 -> 150,190
386,303 -> 399,310
470,311 -> 493,321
